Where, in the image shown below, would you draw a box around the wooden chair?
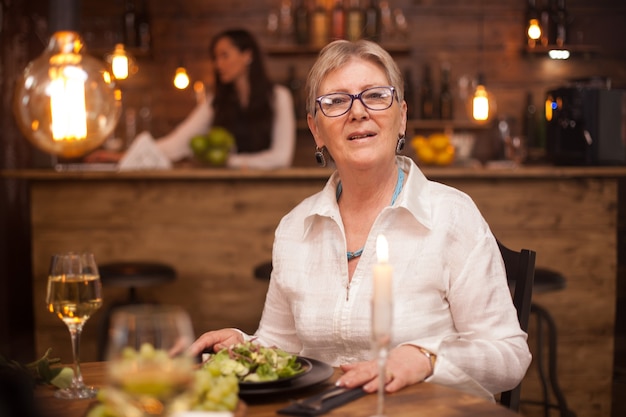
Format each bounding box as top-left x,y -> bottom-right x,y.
496,239 -> 536,412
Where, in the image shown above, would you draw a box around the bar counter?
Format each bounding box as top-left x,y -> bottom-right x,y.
4,164 -> 625,417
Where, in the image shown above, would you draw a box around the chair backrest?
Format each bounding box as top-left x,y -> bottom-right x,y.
496,239 -> 536,412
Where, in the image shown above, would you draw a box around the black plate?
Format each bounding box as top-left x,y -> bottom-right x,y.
238,357 -> 334,399
239,356 -> 313,388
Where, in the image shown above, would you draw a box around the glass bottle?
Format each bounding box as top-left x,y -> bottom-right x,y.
331,0 -> 346,40
136,0 -> 151,53
523,91 -> 538,149
294,0 -> 311,45
346,0 -> 364,41
279,0 -> 294,39
286,65 -> 304,119
363,0 -> 381,42
311,0 -> 330,47
553,0 -> 568,47
439,65 -> 454,120
123,0 -> 137,47
419,64 -> 435,120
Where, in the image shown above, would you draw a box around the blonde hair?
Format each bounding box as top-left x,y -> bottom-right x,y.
305,40 -> 404,116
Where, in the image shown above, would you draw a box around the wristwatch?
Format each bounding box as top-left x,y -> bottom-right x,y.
417,347 -> 437,377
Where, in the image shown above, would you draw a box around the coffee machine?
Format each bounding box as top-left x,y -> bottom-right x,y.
545,86 -> 625,165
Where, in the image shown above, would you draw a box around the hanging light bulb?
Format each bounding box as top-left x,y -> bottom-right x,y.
106,43 -> 137,80
525,0 -> 541,47
472,74 -> 494,122
470,8 -> 495,123
173,66 -> 190,89
13,31 -> 121,158
527,19 -> 541,45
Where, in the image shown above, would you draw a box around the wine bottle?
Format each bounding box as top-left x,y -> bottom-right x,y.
346,0 -> 363,41
522,91 -> 538,149
123,0 -> 137,47
553,0 -> 568,47
439,65 -> 454,120
294,0 -> 310,45
286,65 -> 304,119
331,0 -> 346,40
136,0 -> 151,53
363,0 -> 381,42
310,0 -> 330,47
419,64 -> 434,120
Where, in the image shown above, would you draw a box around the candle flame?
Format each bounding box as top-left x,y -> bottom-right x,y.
376,235 -> 389,263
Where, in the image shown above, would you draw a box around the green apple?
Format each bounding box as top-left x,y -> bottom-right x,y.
205,148 -> 229,166
190,135 -> 210,157
206,126 -> 235,149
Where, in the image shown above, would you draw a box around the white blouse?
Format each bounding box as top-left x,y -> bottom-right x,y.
156,85 -> 295,169
252,156 -> 531,401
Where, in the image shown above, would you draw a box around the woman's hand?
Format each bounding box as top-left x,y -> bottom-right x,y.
336,345 -> 433,393
188,328 -> 244,358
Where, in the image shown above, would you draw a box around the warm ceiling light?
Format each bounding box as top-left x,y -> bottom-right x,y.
527,18 -> 541,43
13,31 -> 121,158
107,43 -> 136,80
173,67 -> 190,89
471,74 -> 495,122
472,85 -> 490,121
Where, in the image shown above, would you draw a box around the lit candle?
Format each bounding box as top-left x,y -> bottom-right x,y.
372,234 -> 393,342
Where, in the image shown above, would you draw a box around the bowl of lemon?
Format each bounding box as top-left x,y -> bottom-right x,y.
410,133 -> 456,166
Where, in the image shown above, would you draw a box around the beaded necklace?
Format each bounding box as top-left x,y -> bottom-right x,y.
336,166 -> 405,261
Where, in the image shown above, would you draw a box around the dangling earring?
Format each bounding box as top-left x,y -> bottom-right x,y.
314,146 -> 327,167
396,134 -> 406,153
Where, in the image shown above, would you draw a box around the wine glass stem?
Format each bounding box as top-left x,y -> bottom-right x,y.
67,324 -> 85,388
376,345 -> 389,417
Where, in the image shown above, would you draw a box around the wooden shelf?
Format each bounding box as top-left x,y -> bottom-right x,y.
406,119 -> 490,131
266,43 -> 411,56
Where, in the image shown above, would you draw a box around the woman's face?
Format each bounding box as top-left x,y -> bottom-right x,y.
308,58 -> 407,170
212,37 -> 252,84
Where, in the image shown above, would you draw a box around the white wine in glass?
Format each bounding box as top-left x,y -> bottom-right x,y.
46,252 -> 103,399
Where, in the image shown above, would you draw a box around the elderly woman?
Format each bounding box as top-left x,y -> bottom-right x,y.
190,40 -> 531,401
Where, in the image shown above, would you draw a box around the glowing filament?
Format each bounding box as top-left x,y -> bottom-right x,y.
110,44 -> 130,80
49,65 -> 87,141
472,85 -> 489,121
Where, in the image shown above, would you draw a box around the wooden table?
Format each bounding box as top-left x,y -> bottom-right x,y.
35,362 -> 518,417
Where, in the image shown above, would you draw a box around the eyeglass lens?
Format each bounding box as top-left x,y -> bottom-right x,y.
317,86 -> 395,117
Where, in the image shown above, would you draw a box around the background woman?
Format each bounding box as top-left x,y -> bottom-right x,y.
156,28 -> 295,168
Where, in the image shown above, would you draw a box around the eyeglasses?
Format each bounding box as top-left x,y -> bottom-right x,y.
315,86 -> 397,117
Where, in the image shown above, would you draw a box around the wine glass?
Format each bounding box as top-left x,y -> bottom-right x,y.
46,252 -> 103,399
106,305 -> 196,417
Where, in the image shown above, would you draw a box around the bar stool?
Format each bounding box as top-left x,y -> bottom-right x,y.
97,261 -> 176,360
526,268 -> 576,417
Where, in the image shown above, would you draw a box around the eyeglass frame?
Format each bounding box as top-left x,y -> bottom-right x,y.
314,86 -> 398,118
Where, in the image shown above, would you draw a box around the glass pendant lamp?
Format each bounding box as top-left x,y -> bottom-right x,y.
472,73 -> 491,122
107,43 -> 137,80
471,8 -> 495,123
526,0 -> 542,47
13,31 -> 121,158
